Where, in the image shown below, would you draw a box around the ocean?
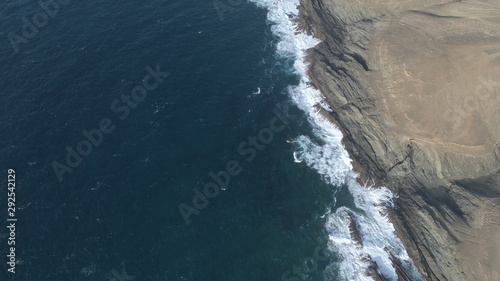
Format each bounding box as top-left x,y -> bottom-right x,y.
0,0 -> 422,280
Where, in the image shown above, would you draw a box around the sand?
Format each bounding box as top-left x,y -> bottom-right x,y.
365,0 -> 500,279
365,0 -> 500,153
299,0 -> 500,279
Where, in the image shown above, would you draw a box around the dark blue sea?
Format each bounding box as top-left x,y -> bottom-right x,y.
0,1 -> 423,281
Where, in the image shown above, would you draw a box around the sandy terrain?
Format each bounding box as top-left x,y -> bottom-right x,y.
366,0 -> 500,154
456,198 -> 500,281
363,0 -> 500,279
299,0 -> 500,278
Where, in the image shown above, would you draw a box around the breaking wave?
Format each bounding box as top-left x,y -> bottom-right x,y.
248,0 -> 424,280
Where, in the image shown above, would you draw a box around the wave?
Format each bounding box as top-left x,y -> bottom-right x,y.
248,0 -> 423,280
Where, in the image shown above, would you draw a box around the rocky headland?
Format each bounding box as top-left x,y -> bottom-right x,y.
298,0 -> 500,280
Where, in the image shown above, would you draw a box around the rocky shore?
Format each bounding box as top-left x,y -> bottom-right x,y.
298,0 -> 500,280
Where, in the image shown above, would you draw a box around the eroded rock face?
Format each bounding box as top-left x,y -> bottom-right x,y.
298,0 -> 500,280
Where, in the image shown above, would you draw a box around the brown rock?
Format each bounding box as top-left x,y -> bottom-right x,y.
298,0 -> 500,280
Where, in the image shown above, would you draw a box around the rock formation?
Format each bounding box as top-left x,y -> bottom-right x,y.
298,0 -> 500,280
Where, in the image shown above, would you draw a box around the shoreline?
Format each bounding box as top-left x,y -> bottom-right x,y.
298,0 -> 500,280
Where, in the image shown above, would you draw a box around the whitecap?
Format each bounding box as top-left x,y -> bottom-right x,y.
248,0 -> 424,280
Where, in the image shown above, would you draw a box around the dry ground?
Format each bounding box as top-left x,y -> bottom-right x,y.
349,0 -> 500,279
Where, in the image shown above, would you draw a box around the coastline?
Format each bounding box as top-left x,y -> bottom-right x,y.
297,0 -> 500,280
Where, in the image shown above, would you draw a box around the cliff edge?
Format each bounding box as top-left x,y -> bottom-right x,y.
298,0 -> 500,280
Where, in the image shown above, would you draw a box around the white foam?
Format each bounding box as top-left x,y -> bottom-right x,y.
248,0 -> 424,280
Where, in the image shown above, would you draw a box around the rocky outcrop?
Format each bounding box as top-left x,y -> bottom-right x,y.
298,0 -> 500,280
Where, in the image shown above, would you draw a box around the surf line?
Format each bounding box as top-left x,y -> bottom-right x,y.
178,105 -> 295,225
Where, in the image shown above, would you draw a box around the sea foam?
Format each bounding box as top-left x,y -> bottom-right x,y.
248,0 -> 423,280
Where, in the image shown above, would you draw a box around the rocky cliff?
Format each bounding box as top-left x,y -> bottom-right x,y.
298,0 -> 500,280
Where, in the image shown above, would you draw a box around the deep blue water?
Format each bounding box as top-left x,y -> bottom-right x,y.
0,1 -> 341,280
